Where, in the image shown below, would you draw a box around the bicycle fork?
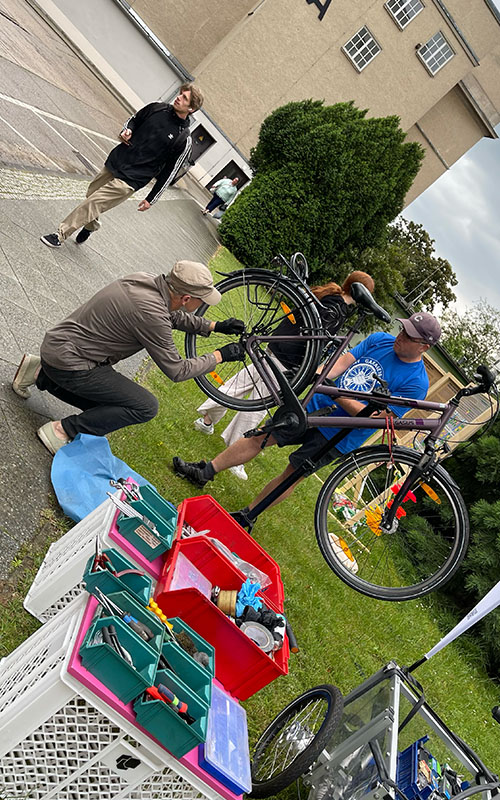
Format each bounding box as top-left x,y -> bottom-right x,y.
378,450 -> 437,534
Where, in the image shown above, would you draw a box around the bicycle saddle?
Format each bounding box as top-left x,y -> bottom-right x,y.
350,283 -> 391,323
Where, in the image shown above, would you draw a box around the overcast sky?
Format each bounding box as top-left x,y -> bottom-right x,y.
402,4 -> 500,315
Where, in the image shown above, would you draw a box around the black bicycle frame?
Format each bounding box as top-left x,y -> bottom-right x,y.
239,312 -> 459,528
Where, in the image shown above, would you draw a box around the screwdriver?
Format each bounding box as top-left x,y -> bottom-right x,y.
93,588 -> 155,642
146,685 -> 195,724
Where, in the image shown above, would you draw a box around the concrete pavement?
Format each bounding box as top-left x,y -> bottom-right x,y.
0,167 -> 219,577
0,0 -> 222,577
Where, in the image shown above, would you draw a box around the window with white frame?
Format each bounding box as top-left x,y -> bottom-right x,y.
417,31 -> 454,74
385,0 -> 424,29
342,27 -> 381,71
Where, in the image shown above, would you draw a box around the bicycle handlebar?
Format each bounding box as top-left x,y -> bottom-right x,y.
458,364 -> 498,399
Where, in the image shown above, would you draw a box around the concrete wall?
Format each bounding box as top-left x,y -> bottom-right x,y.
129,0 -> 254,73
39,0 -> 180,106
193,0 -> 499,155
188,112 -> 251,188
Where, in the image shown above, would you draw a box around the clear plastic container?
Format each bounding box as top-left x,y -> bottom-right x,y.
169,551 -> 212,598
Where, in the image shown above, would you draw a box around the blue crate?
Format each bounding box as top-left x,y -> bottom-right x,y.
397,736 -> 438,800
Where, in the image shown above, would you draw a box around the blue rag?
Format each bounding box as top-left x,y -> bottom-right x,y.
51,433 -> 153,521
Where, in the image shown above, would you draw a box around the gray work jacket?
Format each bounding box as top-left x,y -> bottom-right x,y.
40,272 -> 217,382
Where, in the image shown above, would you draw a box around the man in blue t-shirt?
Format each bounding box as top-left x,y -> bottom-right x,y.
173,312 -> 441,515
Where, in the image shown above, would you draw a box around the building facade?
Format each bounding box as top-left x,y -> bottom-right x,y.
129,0 -> 500,203
35,0 -> 500,200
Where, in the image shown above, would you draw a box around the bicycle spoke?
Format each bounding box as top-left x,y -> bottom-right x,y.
254,698 -> 328,779
185,271 -> 322,412
316,447 -> 468,600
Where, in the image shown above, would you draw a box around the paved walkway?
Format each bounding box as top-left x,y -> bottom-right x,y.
0,166 -> 219,576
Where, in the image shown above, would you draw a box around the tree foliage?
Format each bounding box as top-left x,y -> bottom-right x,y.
219,100 -> 424,278
442,419 -> 500,672
313,217 -> 458,317
387,219 -> 457,310
440,300 -> 500,376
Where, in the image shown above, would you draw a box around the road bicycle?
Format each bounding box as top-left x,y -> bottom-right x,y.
185,255 -> 498,601
248,661 -> 500,800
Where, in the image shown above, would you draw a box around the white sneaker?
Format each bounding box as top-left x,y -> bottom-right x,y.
194,417 -> 214,435
229,465 -> 248,481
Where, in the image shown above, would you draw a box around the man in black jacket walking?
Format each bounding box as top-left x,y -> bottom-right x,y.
40,83 -> 203,248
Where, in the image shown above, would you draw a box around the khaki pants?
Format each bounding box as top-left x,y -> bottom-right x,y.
58,167 -> 134,240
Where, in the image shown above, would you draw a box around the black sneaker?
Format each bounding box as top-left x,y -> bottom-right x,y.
76,227 -> 92,244
173,457 -> 211,488
40,233 -> 61,248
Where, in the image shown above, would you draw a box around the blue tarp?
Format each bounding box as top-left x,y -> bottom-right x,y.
51,433 -> 153,522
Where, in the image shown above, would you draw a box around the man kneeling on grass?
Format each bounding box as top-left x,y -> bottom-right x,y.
173,312 -> 440,521
12,261 -> 244,455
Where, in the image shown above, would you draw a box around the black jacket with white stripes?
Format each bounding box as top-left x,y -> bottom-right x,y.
105,102 -> 192,204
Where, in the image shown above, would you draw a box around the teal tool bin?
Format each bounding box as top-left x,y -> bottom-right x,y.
83,548 -> 152,605
160,640 -> 212,706
168,617 -> 215,678
116,487 -> 177,560
116,515 -> 172,560
104,591 -> 164,652
133,669 -> 209,758
79,614 -> 159,704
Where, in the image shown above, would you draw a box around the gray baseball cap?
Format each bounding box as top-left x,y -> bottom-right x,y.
168,260 -> 221,305
397,312 -> 441,345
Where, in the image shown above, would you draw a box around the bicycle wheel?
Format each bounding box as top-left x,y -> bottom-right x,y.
249,684 -> 343,798
184,269 -> 322,411
315,445 -> 469,601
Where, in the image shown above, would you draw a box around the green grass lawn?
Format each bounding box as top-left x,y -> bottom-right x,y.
108,247 -> 500,773
3,246 -> 498,788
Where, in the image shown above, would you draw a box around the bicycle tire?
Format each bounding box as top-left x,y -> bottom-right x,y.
315,445 -> 469,601
249,684 -> 344,798
184,269 -> 322,411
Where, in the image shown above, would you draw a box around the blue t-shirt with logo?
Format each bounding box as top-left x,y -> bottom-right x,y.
306,332 -> 429,454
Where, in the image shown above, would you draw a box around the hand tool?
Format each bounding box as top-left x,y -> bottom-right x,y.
156,684 -> 195,724
101,624 -> 134,666
92,588 -> 155,642
109,479 -> 142,502
91,535 -> 117,574
145,686 -> 194,723
108,624 -> 134,666
106,492 -> 161,535
285,619 -> 299,653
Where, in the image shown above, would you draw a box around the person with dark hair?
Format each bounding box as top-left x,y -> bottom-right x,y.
12,261 -> 244,455
40,83 -> 204,248
174,311 -> 440,515
192,271 -> 375,480
202,177 -> 239,216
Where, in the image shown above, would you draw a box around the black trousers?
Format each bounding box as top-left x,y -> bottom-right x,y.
205,193 -> 225,212
36,360 -> 159,439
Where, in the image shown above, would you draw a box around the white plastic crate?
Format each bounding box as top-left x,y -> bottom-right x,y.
0,597 -> 84,757
23,494 -> 130,622
0,597 -> 225,800
0,694 -> 205,800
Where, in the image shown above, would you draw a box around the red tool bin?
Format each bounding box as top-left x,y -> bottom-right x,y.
171,495 -> 284,609
154,497 -> 289,701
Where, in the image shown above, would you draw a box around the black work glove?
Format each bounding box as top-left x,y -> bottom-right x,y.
218,342 -> 245,362
214,318 -> 245,335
